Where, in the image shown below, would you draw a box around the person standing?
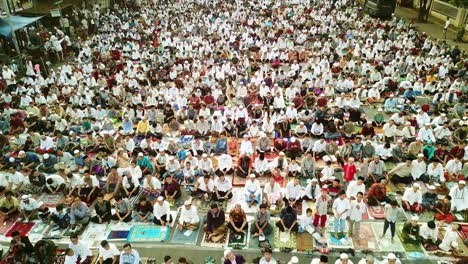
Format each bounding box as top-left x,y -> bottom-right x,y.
313,187 -> 331,233
443,17 -> 450,39
381,200 -> 400,243
332,190 -> 350,238
348,192 -> 367,240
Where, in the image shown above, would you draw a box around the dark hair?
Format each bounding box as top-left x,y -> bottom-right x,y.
123,243 -> 131,249
11,231 -> 20,237
427,221 -> 436,229
264,247 -> 272,254
97,193 -> 104,198
164,256 -> 172,262
100,240 -> 109,247
338,190 -> 346,196
56,204 -> 64,211
358,176 -> 364,181
390,200 -> 398,206
259,204 -> 267,209
210,203 -> 218,209
65,248 -> 73,255
445,195 -> 452,201
114,195 -> 122,201
306,208 -> 312,213
178,257 -> 187,263
46,178 -> 54,184
70,233 -> 78,239
357,192 -> 363,196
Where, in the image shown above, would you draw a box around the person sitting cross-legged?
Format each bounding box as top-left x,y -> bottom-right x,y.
227,204 -> 248,235
401,216 -> 422,245
205,203 -> 227,242
178,200 -> 200,232
251,203 -> 273,238
276,206 -> 298,233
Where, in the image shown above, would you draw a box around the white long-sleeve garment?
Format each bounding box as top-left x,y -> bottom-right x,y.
178,206 -> 199,224
403,188 -> 422,204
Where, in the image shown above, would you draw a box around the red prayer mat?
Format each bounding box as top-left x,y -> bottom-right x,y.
6,221 -> 35,237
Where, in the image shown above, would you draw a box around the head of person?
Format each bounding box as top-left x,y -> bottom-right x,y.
340,253 -> 349,264
210,203 -> 219,214
338,190 -> 346,200
100,240 -> 110,250
123,243 -> 133,256
259,203 -> 267,214
379,179 -> 387,187
70,233 -> 79,245
411,215 -> 419,226
386,253 -> 397,264
390,200 -> 398,209
263,247 -> 273,261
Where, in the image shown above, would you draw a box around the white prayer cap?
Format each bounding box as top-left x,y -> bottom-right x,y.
43,154 -> 50,160
157,196 -> 164,202
249,174 -> 256,178
8,157 -> 15,163
451,241 -> 459,248
224,249 -> 231,258
138,152 -> 144,157
429,185 -> 436,190
387,253 -> 396,259
74,150 -> 80,154
413,183 -> 420,188
311,178 -> 318,182
279,151 -> 285,156
18,150 -> 25,155
289,256 -> 299,263
202,153 -> 208,158
184,200 -> 192,206
417,153 -> 424,158
291,137 -> 296,143
349,157 -> 355,161
416,137 -> 421,140
459,180 -> 466,185
411,215 -> 419,221
340,253 -> 348,259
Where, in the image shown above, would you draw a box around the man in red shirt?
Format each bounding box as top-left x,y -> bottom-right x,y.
367,179 -> 389,206
343,157 -> 357,183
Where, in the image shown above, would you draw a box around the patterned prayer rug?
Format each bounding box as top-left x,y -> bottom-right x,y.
370,222 -> 405,252
353,222 -> 378,251
273,227 -> 297,250
327,231 -> 354,249
227,225 -> 251,249
0,216 -> 18,235
200,226 -> 228,248
81,223 -> 109,243
396,223 -> 425,255
127,225 -> 170,242
248,222 -> 274,250
39,194 -> 64,207
296,232 -> 314,252
170,219 -> 203,245
368,205 -> 386,219
5,221 -> 35,237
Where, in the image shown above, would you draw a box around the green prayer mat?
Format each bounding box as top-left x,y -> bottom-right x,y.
396,223 -> 424,254
273,227 -> 297,250
248,222 -> 274,250
227,229 -> 248,249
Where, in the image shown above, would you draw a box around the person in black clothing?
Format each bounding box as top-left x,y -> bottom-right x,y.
6,230 -> 33,264
28,169 -> 46,194
91,193 -> 112,224
133,196 -> 154,223
205,203 -> 227,242
276,206 -> 298,232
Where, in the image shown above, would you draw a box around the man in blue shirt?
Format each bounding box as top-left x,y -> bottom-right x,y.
119,243 -> 140,264
121,115 -> 134,135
